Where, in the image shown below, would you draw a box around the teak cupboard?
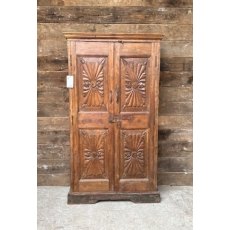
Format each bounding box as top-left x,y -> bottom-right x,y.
64,33 -> 163,203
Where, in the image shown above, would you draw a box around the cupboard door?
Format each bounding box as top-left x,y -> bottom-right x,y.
114,42 -> 158,192
71,42 -> 114,192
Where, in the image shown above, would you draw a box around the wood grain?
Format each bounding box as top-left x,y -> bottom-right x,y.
38,56 -> 193,72
37,173 -> 70,186
160,57 -> 193,72
38,130 -> 70,144
37,159 -> 70,173
157,172 -> 192,185
38,144 -> 70,160
159,87 -> 192,102
158,128 -> 192,142
38,103 -> 69,117
38,56 -> 68,71
158,141 -> 192,157
37,0 -> 193,187
37,6 -> 192,24
159,102 -> 192,115
159,115 -> 192,128
38,0 -> 193,7
38,89 -> 69,103
38,117 -> 69,131
160,71 -> 193,87
158,156 -> 192,172
38,172 -> 192,186
38,40 -> 192,58
38,23 -> 192,41
38,71 -> 67,89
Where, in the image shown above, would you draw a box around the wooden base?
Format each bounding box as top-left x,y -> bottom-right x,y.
68,191 -> 161,204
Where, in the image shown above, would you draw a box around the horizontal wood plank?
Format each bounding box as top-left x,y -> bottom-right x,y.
38,117 -> 69,131
38,159 -> 70,173
159,101 -> 192,115
38,0 -> 193,7
158,141 -> 192,157
158,156 -> 192,172
159,115 -> 192,128
37,173 -> 70,186
37,6 -> 192,24
38,103 -> 69,117
38,89 -> 69,103
38,56 -> 68,71
158,128 -> 192,142
38,130 -> 70,144
38,23 -> 192,41
38,71 -> 68,89
159,87 -> 192,102
38,144 -> 70,160
160,71 -> 193,87
38,40 -> 192,57
160,57 -> 193,72
157,172 -> 192,185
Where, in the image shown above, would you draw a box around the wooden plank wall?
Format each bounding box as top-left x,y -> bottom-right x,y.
37,0 -> 193,186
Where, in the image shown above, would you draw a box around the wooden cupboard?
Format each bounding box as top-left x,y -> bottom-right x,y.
64,33 -> 163,203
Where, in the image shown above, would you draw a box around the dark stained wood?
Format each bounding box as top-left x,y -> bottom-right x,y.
160,57 -> 193,72
160,71 -> 193,87
158,141 -> 193,157
38,6 -> 192,24
38,56 -> 68,71
38,0 -> 193,7
67,33 -> 162,203
159,101 -> 193,115
158,156 -> 193,172
68,192 -> 160,204
38,23 -> 192,41
158,128 -> 192,142
157,172 -> 193,185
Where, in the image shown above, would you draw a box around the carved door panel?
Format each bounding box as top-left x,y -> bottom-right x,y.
71,42 -> 114,192
114,43 -> 157,192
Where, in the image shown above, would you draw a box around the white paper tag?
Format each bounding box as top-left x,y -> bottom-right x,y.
66,75 -> 73,88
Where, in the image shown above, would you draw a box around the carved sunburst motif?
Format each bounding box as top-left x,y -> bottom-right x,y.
122,132 -> 146,178
122,59 -> 147,108
81,131 -> 106,179
81,58 -> 105,107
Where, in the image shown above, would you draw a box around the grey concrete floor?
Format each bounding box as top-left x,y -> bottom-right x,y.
38,186 -> 192,230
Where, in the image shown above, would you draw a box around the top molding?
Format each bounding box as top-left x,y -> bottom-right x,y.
63,32 -> 164,40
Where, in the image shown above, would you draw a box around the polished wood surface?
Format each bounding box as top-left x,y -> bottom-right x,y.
66,33 -> 162,203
